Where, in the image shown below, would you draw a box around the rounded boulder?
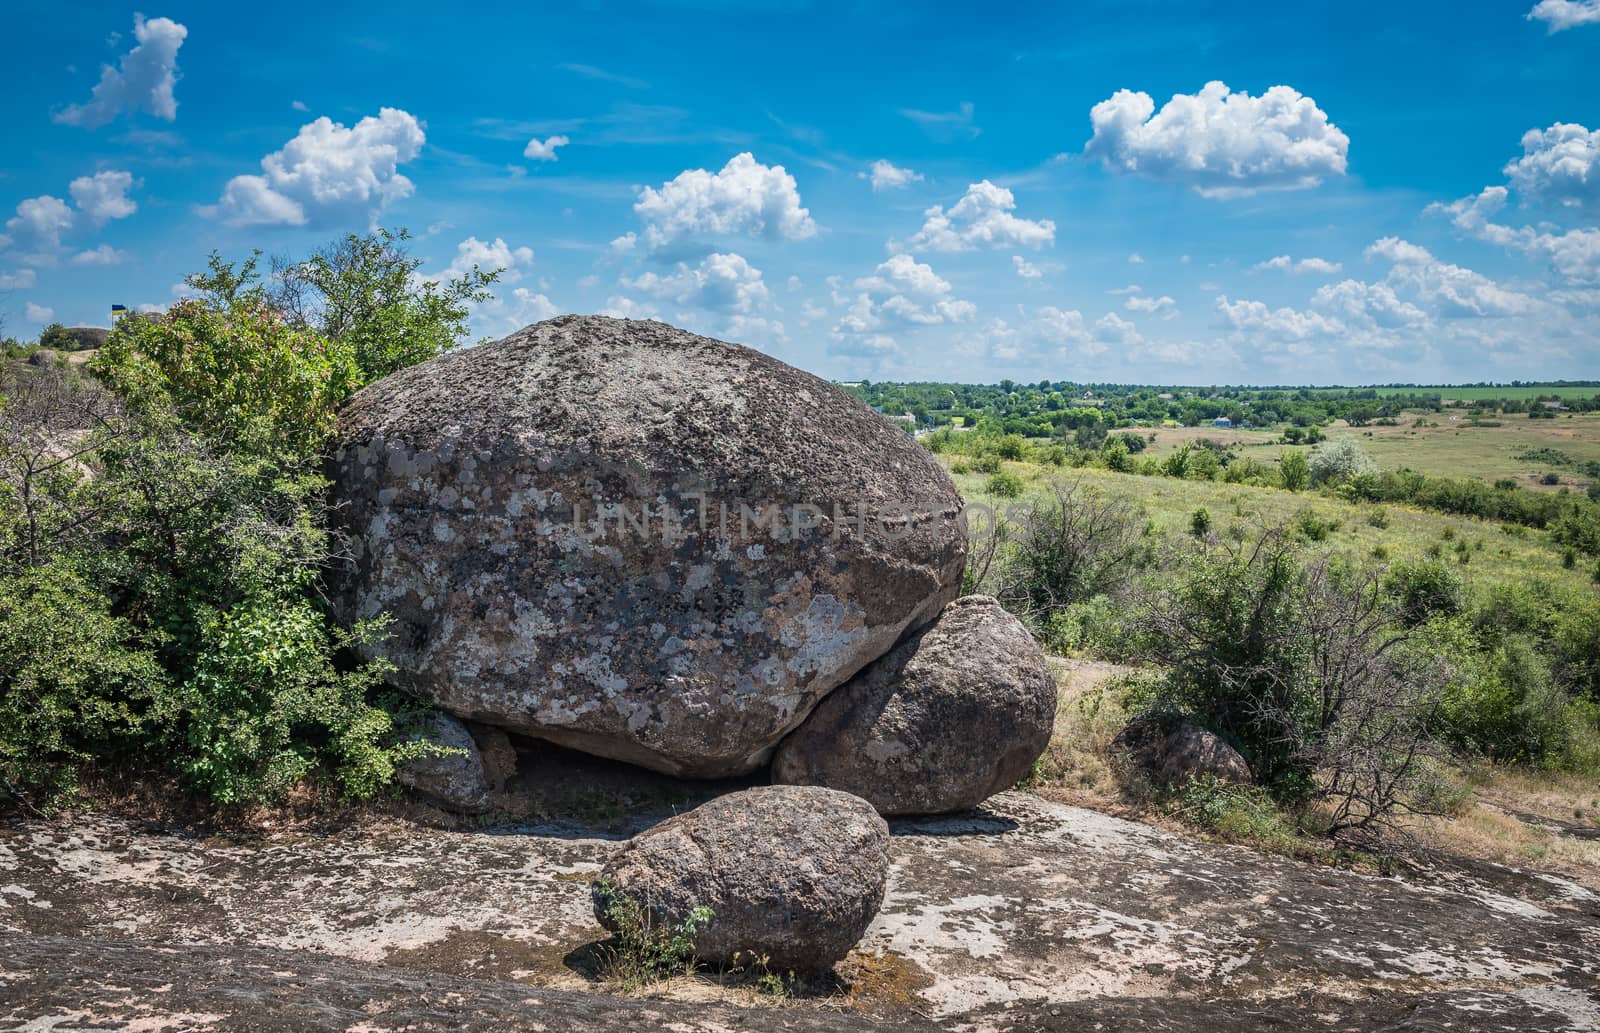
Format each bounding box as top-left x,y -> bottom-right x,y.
591,785 -> 889,971
327,316 -> 966,777
772,595 -> 1057,815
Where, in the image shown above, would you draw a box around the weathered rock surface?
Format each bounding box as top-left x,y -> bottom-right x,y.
470,721 -> 519,790
1112,713 -> 1253,786
773,595 -> 1056,815
327,315 -> 966,778
397,710 -> 497,812
3,792 -> 1596,1030
594,785 -> 889,970
1,934 -> 912,1032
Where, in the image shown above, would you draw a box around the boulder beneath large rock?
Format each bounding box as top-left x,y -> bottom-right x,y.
396,711 -> 498,813
772,595 -> 1056,815
592,785 -> 889,971
1112,713 -> 1252,787
327,315 -> 965,778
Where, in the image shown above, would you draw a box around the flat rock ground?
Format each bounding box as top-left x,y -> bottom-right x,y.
3,767 -> 1598,1033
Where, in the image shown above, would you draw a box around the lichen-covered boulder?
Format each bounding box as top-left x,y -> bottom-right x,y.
328,315 -> 965,777
592,785 -> 888,971
772,595 -> 1057,815
397,711 -> 497,813
1112,714 -> 1253,787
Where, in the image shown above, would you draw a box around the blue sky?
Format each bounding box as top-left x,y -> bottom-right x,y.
4,1 -> 1599,385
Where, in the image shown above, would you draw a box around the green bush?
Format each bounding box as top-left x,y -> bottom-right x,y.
1290,508 -> 1339,542
0,564 -> 165,809
1383,560 -> 1463,626
1308,438 -> 1376,486
1189,507 -> 1213,537
0,229 -> 498,811
1278,449 -> 1309,491
986,470 -> 1025,498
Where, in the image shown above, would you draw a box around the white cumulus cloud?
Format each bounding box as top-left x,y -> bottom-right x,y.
1125,294 -> 1178,319
634,153 -> 816,252
625,252 -> 772,315
69,170 -> 139,225
831,254 -> 975,356
0,269 -> 38,289
25,302 -> 54,323
1429,187 -> 1600,285
1085,81 -> 1349,198
524,134 -> 570,161
1527,0 -> 1600,32
1253,254 -> 1343,275
3,196 -> 76,261
55,15 -> 187,128
861,160 -> 923,192
204,108 -> 426,228
906,180 -> 1055,252
1503,123 -> 1600,211
71,244 -> 129,266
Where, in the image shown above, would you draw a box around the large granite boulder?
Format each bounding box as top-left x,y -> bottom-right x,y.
591,785 -> 889,970
328,316 -> 965,777
772,595 -> 1057,815
1112,713 -> 1253,787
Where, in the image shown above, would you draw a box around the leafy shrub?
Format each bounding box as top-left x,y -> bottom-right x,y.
1308,438 -> 1376,486
1541,472 -> 1561,486
993,478 -> 1148,619
1383,560 -> 1463,625
972,454 -> 1002,475
0,564 -> 164,810
1366,507 -> 1390,529
1278,450 -> 1309,491
1171,774 -> 1301,852
0,230 -> 496,810
986,470 -> 1024,498
93,292 -> 358,460
1189,507 -> 1213,537
1129,531 -> 1449,835
1291,508 -> 1339,542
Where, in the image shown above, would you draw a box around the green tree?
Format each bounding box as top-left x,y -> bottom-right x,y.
267,228 -> 499,385
37,323 -> 74,351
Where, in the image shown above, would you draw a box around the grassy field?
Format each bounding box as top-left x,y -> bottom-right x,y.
949,461 -> 1597,596
1119,413 -> 1600,492
1301,385 -> 1600,402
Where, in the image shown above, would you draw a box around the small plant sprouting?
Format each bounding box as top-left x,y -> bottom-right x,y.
593,879 -> 713,990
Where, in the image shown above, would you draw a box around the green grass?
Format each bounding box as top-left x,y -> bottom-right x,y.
1301,386 -> 1600,402
951,460 -> 1595,596
1103,413 -> 1600,492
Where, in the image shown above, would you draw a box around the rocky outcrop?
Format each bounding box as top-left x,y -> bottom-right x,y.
773,595 -> 1056,815
396,711 -> 498,812
327,315 -> 966,778
1112,713 -> 1252,787
593,786 -> 889,970
4,795 -> 1596,1030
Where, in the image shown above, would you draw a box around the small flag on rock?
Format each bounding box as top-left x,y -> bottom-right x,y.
111,304 -> 129,321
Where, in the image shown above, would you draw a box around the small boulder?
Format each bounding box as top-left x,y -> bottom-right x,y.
592,785 -> 888,971
1112,714 -> 1252,787
771,595 -> 1057,815
397,711 -> 497,812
